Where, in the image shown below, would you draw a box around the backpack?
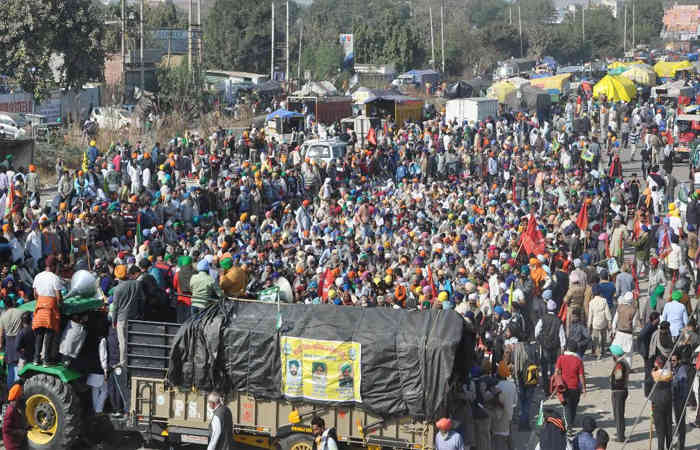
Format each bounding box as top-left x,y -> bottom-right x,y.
523,364 -> 539,387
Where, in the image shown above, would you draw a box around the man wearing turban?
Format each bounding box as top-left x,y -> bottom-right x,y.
434,418 -> 463,450
3,384 -> 25,450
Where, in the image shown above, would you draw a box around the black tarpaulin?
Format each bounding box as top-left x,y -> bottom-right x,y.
167,301 -> 468,420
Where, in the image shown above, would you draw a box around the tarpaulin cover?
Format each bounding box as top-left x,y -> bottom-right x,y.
529,73 -> 572,93
592,75 -> 636,102
654,60 -> 694,78
266,109 -> 304,121
487,81 -> 518,104
445,81 -> 474,99
520,85 -> 551,112
167,301 -> 470,420
620,64 -> 656,86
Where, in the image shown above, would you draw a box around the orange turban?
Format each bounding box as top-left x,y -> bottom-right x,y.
435,418 -> 452,431
114,265 -> 127,280
497,360 -> 511,379
8,384 -> 21,401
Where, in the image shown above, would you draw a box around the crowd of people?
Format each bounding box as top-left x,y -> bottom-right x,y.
0,91 -> 699,449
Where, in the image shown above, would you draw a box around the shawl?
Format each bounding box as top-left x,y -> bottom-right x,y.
648,329 -> 673,359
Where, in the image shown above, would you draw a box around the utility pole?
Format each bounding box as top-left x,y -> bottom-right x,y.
140,0 -> 144,90
271,2 -> 275,80
582,6 -> 585,43
429,6 -> 435,69
632,0 -> 635,48
518,3 -> 523,58
440,0 -> 445,73
121,0 -> 126,91
286,0 -> 290,89
623,1 -> 627,53
298,20 -> 303,85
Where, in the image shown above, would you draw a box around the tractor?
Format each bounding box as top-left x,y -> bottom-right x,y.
13,296 -> 119,449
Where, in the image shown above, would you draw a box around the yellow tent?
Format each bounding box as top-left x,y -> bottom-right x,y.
529,73 -> 572,93
592,75 -> 636,102
653,60 -> 694,78
487,81 -> 517,104
620,64 -> 656,86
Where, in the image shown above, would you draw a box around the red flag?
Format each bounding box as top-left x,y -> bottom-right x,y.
519,214 -> 545,255
367,127 -> 377,146
631,260 -> 640,299
659,226 -> 672,259
512,178 -> 517,204
558,302 -> 568,327
575,201 -> 588,231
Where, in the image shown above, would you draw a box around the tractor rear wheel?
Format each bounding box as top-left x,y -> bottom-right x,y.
23,373 -> 83,449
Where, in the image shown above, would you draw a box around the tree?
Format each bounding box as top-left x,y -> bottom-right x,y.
632,0 -> 664,46
0,0 -> 105,101
300,41 -> 344,80
145,2 -> 187,29
354,5 -> 422,71
156,61 -> 206,118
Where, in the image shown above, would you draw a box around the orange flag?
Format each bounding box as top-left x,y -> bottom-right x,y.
576,201 -> 588,231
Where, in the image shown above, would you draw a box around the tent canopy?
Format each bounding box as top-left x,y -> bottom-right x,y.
266,109 -> 304,121
620,64 -> 656,86
529,73 -> 572,93
654,60 -> 694,78
487,81 -> 517,104
592,75 -> 636,102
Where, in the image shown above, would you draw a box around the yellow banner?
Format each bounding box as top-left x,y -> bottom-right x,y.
281,336 -> 362,403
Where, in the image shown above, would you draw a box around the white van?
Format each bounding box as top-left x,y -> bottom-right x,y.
300,139 -> 348,167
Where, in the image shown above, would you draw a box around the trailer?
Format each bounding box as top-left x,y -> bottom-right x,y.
287,96 -> 353,125
127,300 -> 470,449
445,98 -> 498,125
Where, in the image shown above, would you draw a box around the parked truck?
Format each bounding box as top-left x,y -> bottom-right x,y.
287,96 -> 353,125
14,298 -> 471,450
445,97 -> 498,125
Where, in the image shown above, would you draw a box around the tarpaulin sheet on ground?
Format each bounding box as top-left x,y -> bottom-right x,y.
167,301 -> 470,419
592,75 -> 636,102
620,64 -> 656,86
487,80 -> 518,104
654,60 -> 694,78
529,73 -> 572,94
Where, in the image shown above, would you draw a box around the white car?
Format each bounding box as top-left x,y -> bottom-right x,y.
0,114 -> 26,139
90,107 -> 132,130
300,138 -> 347,167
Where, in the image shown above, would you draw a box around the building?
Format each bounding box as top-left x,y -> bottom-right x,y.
662,3 -> 700,41
104,28 -> 188,90
104,49 -> 160,90
599,0 -> 624,18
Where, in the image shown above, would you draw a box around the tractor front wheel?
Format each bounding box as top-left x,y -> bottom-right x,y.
23,373 -> 82,449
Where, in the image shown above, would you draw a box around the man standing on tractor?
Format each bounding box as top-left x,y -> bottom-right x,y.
31,255 -> 63,366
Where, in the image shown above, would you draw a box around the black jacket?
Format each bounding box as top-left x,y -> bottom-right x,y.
639,322 -> 658,360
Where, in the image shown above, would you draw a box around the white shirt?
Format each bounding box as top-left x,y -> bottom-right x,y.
208,413 -> 221,450
33,270 -> 63,297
